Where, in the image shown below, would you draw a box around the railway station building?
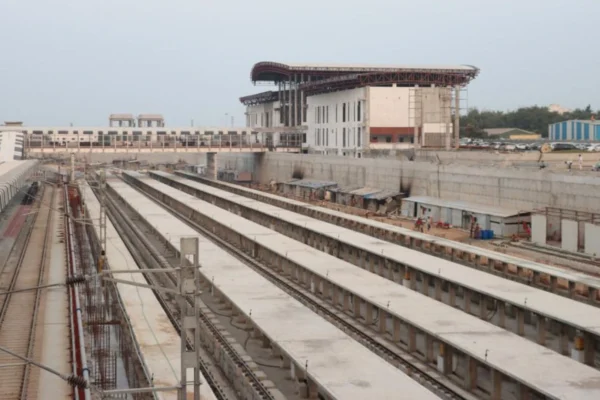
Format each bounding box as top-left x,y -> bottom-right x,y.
241,61 -> 479,157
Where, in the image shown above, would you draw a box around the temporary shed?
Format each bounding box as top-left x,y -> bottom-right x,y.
363,190 -> 405,213
281,179 -> 337,200
402,196 -> 530,237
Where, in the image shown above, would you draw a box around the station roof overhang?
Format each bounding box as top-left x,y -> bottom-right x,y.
249,61 -> 480,97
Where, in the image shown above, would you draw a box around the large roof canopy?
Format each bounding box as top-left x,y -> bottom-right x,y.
251,61 -> 479,83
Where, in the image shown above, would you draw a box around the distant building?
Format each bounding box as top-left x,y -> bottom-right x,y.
548,104 -> 572,115
548,120 -> 600,141
484,128 -> 540,140
0,131 -> 24,161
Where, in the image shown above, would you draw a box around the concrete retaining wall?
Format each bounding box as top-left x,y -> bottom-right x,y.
218,152 -> 600,212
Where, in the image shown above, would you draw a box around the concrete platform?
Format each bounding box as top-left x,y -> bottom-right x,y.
107,176 -> 442,400
80,181 -> 217,400
174,170 -> 600,298
156,171 -> 600,350
125,171 -> 600,400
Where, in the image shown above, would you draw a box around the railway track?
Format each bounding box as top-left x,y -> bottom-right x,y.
130,180 -> 472,400
0,184 -> 55,400
97,183 -> 276,400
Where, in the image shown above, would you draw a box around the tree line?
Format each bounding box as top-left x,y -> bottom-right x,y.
460,105 -> 597,138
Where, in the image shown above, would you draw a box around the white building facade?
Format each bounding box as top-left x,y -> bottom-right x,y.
305,85 -> 455,157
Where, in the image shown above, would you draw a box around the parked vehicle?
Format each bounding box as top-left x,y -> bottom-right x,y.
587,144 -> 600,152
551,143 -> 577,151
515,143 -> 530,151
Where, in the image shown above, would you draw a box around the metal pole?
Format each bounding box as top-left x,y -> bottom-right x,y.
179,237 -> 202,400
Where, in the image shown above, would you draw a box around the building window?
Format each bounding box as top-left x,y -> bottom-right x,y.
357,127 -> 361,147
326,128 -> 328,146
342,104 -> 346,122
336,105 -> 338,122
357,101 -> 361,122
326,106 -> 329,124
386,136 -> 391,143
343,128 -> 346,147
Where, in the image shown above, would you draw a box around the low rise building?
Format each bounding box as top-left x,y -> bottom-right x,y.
549,120 -> 600,141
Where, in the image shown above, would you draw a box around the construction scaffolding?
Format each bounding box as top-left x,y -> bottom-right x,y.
409,86 -> 468,149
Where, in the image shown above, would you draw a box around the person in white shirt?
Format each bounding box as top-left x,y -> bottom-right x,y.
578,154 -> 583,170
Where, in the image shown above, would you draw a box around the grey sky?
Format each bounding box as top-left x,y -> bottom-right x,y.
1,0 -> 598,126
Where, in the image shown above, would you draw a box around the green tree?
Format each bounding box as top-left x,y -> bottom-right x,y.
460,105 -> 597,138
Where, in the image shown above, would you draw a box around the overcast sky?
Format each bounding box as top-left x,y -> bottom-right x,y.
1,0 -> 598,126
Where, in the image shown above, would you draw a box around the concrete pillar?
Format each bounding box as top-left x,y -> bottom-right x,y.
479,296 -> 487,319
560,324 -> 569,355
464,356 -> 477,390
434,278 -> 442,301
426,336 -> 434,363
537,316 -> 546,345
516,308 -> 525,336
379,310 -> 386,333
464,289 -> 471,313
365,303 -> 373,325
288,76 -> 292,127
407,326 -> 416,352
300,73 -> 304,124
498,302 -> 506,328
438,344 -> 453,375
491,370 -> 502,400
421,274 -> 429,296
206,152 -> 217,180
343,291 -> 350,312
550,276 -> 558,291
589,287 -> 598,302
454,85 -> 460,149
393,319 -> 401,342
449,284 -> 456,307
353,296 -> 360,317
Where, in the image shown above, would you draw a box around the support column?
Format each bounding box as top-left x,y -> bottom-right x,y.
454,85 -> 460,149
464,356 -> 477,391
379,310 -> 386,333
421,274 -> 429,296
300,73 -> 305,124
425,336 -> 434,363
434,278 -> 442,301
288,76 -> 292,127
438,344 -> 453,375
343,291 -> 350,312
491,370 -> 502,400
498,302 -> 506,328
295,74 -> 300,126
464,289 -> 471,313
449,284 -> 456,307
353,296 -> 361,318
206,152 -> 217,180
537,316 -> 546,345
393,319 -> 401,342
407,326 -> 416,352
559,324 -> 569,355
365,303 -> 373,325
516,308 -> 525,336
